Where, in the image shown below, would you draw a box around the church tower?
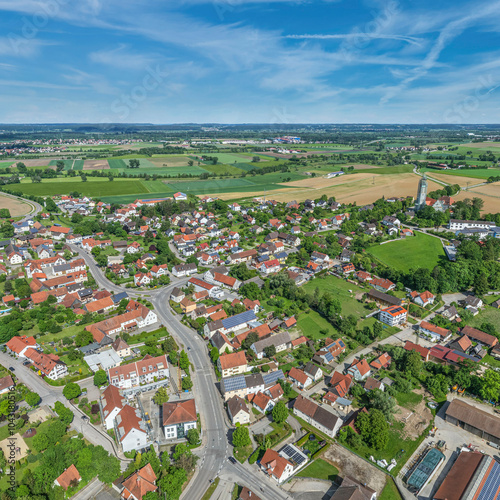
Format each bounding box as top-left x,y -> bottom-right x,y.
415,174 -> 427,210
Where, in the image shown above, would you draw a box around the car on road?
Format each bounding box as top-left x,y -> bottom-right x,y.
8,367 -> 14,372
187,347 -> 191,351
228,457 -> 236,464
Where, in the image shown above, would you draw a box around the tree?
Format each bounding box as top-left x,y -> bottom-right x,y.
179,350 -> 190,371
264,345 -> 276,358
210,347 -> 220,363
128,159 -> 140,168
75,330 -> 93,347
54,401 -> 74,424
232,426 -> 251,448
426,373 -> 449,399
32,432 -> 49,452
369,389 -> 396,420
25,391 -> 40,407
403,350 -> 422,377
159,467 -> 187,500
153,386 -> 169,405
350,384 -> 364,399
278,379 -> 293,397
474,272 -> 489,296
81,174 -> 87,182
187,428 -> 199,446
56,160 -> 65,172
356,408 -> 388,450
181,377 -> 193,391
272,401 -> 288,424
93,370 -> 107,386
63,382 -> 82,400
481,369 -> 500,402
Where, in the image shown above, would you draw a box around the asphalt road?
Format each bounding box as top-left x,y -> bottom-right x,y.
67,245 -> 290,500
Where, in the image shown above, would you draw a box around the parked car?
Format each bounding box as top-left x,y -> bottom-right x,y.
228,457 -> 236,464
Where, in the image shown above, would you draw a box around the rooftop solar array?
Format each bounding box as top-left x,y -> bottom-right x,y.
324,352 -> 334,362
263,369 -> 285,386
477,459 -> 500,500
339,340 -> 345,348
222,310 -> 256,329
222,375 -> 246,392
281,444 -> 307,465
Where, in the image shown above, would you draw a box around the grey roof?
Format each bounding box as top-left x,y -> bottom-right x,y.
211,331 -> 229,350
367,289 -> 402,306
221,310 -> 256,330
112,291 -> 129,304
252,331 -> 291,354
304,362 -> 321,377
79,342 -> 100,354
227,395 -> 249,417
207,319 -> 224,332
245,373 -> 264,389
171,287 -> 184,297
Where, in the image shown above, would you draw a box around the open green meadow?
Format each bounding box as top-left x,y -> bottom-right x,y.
368,232 -> 446,272
303,276 -> 370,317
421,167 -> 500,180
0,161 -> 15,168
10,177 -> 151,197
203,164 -> 247,176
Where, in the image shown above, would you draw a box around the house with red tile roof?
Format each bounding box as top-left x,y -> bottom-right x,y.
419,321 -> 452,342
370,352 -> 391,370
403,341 -> 430,361
100,384 -> 126,430
115,404 -> 149,453
259,449 -> 294,484
217,351 -> 248,378
410,290 -> 435,307
23,348 -> 68,380
248,391 -> 273,413
108,354 -> 168,392
329,372 -> 353,398
162,399 -> 197,440
6,335 -> 38,358
288,367 -> 312,389
54,464 -> 81,490
121,463 -> 157,500
347,358 -> 371,381
291,336 -> 308,349
371,277 -> 396,292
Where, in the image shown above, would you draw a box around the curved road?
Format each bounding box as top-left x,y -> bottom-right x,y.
70,245 -> 290,500
1,191 -> 43,221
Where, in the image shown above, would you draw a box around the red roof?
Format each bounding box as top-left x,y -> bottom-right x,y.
219,351 -> 246,370
350,358 -> 370,377
404,341 -> 429,359
289,367 -> 310,385
162,399 -> 197,426
6,335 -> 36,354
122,463 -> 157,500
291,336 -> 308,347
55,464 -> 81,490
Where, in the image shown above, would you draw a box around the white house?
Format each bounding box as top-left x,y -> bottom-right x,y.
227,395 -> 250,425
100,384 -> 125,430
379,305 -> 407,326
108,354 -> 168,390
163,399 -> 197,440
115,405 -> 150,453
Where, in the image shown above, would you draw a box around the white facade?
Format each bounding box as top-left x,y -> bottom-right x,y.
163,421 -> 196,440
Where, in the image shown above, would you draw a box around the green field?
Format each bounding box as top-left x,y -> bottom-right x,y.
10,178 -> 151,197
421,167 -> 500,180
108,158 -> 128,169
203,164 -> 247,176
303,276 -> 370,317
0,161 -> 15,168
368,232 -> 445,272
297,309 -> 338,339
470,307 -> 500,332
296,459 -> 338,481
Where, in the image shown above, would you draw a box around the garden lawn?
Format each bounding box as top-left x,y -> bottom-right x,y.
395,391 -> 423,410
380,478 -> 403,500
470,308 -> 500,332
297,310 -> 338,339
296,459 -> 338,481
368,232 -> 445,272
303,276 -> 371,317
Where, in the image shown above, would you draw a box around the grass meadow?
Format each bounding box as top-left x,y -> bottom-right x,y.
368,232 -> 445,272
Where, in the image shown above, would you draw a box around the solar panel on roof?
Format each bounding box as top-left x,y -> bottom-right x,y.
263,369 -> 285,386
222,376 -> 246,392
478,460 -> 500,500
325,352 -> 334,362
339,340 -> 345,347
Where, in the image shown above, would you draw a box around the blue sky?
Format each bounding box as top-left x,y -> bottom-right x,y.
1,0 -> 500,123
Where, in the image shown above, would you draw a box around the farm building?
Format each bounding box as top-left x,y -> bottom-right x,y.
445,399 -> 500,445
